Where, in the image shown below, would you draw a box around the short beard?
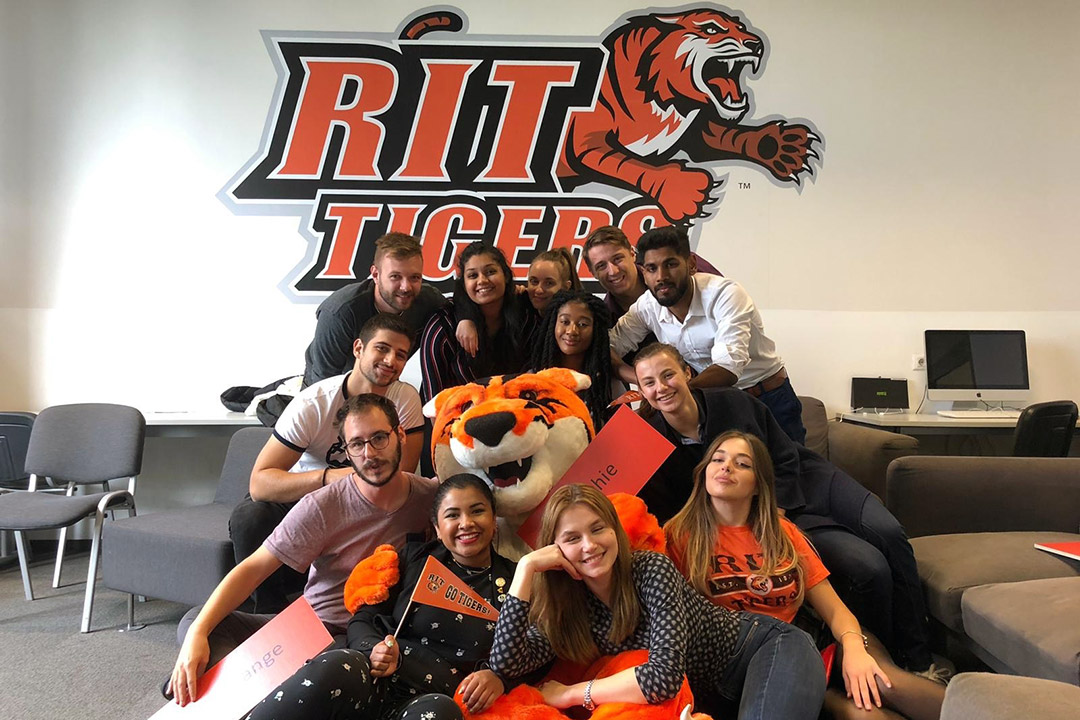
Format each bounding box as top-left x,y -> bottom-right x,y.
352,442 -> 402,487
378,285 -> 413,314
653,279 -> 689,307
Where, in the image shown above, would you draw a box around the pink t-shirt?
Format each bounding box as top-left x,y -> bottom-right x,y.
264,472 -> 437,627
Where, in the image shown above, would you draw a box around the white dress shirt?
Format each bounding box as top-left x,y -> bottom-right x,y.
609,273 -> 784,388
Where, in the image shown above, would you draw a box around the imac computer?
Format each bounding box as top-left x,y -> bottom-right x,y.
924,330 -> 1030,416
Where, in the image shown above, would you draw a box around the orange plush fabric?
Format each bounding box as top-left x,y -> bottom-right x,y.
456,649 -> 712,720
343,544 -> 399,614
609,492 -> 666,554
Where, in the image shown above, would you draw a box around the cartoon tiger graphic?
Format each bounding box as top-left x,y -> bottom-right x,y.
423,369 -> 595,557
558,8 -> 820,223
400,6 -> 820,226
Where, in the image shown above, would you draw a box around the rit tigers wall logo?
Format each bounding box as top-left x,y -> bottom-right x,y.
224,6 -> 822,295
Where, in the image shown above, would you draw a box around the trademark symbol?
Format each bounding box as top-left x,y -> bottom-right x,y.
738,182 -> 751,190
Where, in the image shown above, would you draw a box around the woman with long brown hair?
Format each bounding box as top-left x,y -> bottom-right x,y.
666,431 -> 944,720
489,484 -> 826,719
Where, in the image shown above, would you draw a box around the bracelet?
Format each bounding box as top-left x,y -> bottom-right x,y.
583,679 -> 596,711
839,630 -> 868,648
320,467 -> 329,487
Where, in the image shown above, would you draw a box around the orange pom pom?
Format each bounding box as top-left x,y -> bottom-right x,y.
609,493 -> 665,554
343,544 -> 400,614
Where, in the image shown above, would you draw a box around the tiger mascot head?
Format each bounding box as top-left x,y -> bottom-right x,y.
632,8 -> 764,123
423,369 -> 594,555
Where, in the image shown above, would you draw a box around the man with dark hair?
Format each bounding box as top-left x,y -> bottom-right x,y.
610,225 -> 806,443
232,314 -> 424,613
168,393 -> 436,706
303,232 -> 447,387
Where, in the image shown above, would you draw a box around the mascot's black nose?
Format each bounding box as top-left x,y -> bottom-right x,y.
464,411 -> 517,447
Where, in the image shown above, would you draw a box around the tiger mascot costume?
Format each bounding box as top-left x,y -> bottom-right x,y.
423,368 -> 594,558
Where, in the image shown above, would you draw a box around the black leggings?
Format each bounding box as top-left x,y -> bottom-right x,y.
244,648 -> 463,720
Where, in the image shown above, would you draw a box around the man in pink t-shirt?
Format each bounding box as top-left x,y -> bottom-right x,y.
166,394 -> 437,707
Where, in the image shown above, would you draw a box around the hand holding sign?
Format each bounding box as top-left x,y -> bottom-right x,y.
370,635 -> 400,677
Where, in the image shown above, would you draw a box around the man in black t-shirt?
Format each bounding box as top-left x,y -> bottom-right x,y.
302,233 -> 446,387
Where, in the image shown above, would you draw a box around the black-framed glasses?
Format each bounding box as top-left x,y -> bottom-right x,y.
344,427 -> 397,457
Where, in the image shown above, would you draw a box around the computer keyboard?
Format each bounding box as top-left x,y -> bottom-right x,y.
937,409 -> 1022,419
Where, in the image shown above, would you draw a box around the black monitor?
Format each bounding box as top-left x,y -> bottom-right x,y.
924,330 -> 1029,402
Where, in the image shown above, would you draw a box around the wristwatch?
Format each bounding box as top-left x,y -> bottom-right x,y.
583,680 -> 596,711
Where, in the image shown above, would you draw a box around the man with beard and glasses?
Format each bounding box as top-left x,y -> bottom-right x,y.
167,394 -> 437,705
302,232 -> 446,388
232,314 -> 426,614
609,226 -> 805,444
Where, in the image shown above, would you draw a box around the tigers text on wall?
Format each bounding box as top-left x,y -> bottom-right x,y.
225,5 -> 823,295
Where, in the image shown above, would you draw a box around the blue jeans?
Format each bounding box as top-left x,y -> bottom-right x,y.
757,378 -> 806,445
712,613 -> 825,720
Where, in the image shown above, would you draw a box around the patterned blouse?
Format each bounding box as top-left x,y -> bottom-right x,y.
488,551 -> 740,703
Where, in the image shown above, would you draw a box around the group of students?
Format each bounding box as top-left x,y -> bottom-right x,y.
166,225 -> 947,720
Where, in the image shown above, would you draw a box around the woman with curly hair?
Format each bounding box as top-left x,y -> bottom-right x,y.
529,290 -> 617,429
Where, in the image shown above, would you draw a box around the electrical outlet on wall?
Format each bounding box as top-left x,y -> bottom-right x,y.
912,354 -> 926,371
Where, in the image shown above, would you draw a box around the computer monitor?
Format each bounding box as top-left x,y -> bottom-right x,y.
924,330 -> 1030,403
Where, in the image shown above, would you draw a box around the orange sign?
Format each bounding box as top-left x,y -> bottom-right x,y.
517,405 -> 674,548
408,555 -> 499,621
150,597 -> 333,719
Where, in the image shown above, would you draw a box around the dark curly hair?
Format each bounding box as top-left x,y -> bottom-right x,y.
531,290 -> 614,429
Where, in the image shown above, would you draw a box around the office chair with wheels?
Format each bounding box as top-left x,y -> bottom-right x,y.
0,403 -> 145,632
1012,400 -> 1078,457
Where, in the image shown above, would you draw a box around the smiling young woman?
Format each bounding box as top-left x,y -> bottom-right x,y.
530,290 -> 617,429
419,243 -> 536,403
489,483 -> 826,720
666,432 -> 945,720
243,474 -> 516,720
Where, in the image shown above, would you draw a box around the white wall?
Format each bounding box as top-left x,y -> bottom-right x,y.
2,0 -> 1079,418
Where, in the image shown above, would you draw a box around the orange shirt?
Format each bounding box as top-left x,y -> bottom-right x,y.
672,518 -> 829,623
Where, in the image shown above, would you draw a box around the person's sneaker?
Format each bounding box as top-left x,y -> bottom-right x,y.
913,662 -> 953,685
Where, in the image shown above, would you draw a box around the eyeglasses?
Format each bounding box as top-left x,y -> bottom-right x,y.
344,427 -> 397,457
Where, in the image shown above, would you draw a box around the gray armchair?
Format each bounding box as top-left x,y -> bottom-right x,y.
102,427 -> 271,625
799,396 -> 918,498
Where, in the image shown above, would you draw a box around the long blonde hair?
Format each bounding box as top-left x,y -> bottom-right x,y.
530,484 -> 639,664
664,431 -> 804,607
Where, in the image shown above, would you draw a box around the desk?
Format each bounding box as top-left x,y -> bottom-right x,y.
143,409 -> 261,438
841,412 -> 1080,456
840,412 -> 1022,436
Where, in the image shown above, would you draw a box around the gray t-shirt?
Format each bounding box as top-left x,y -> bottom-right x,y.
263,472 -> 437,627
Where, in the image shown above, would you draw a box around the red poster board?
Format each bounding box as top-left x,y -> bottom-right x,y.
150,597 -> 333,720
1034,541 -> 1080,562
517,405 -> 674,548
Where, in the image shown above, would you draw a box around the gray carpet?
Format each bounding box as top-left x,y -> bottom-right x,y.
0,550 -> 188,720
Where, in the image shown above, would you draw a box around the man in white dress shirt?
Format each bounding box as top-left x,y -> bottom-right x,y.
609,225 -> 805,443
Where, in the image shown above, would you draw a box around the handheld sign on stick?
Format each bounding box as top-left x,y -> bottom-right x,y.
150,597 -> 333,719
517,405 -> 674,548
391,554 -> 499,639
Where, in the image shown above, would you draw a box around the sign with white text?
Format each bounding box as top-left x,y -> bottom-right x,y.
517,405 -> 674,547
150,597 -> 333,720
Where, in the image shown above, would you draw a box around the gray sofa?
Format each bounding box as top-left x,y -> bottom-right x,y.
887,456 -> 1080,684
102,427 -> 271,609
799,396 -> 919,497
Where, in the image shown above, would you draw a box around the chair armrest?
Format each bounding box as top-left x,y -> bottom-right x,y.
827,421 -> 918,499
886,456 -> 1080,538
